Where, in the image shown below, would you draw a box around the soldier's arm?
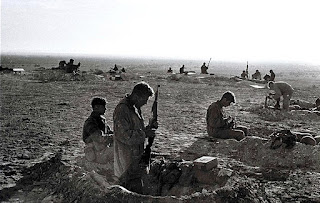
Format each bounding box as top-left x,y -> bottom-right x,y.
207,105 -> 226,129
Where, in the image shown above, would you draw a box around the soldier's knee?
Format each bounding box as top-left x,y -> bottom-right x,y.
234,131 -> 245,141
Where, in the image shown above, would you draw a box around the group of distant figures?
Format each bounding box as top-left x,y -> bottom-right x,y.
110,64 -> 126,73
167,62 -> 209,74
241,69 -> 276,82
53,59 -> 81,73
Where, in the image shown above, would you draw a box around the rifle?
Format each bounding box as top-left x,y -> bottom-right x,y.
207,58 -> 212,69
144,85 -> 160,165
246,61 -> 249,79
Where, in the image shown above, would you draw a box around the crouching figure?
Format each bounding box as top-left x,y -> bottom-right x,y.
206,91 -> 248,141
82,97 -> 114,177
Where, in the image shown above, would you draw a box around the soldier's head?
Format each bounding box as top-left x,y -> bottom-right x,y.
131,81 -> 154,107
270,69 -> 274,73
91,97 -> 107,115
268,81 -> 275,90
220,91 -> 236,107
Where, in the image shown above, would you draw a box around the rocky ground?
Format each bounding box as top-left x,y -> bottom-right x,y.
0,68 -> 320,202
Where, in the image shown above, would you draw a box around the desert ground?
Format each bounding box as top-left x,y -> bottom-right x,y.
1,56 -> 320,202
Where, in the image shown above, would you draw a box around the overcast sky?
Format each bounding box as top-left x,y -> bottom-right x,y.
2,0 -> 320,64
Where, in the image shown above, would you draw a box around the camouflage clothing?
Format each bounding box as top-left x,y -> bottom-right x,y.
113,95 -> 146,179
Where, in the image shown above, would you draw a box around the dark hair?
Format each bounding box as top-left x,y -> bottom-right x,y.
132,81 -> 154,97
268,81 -> 274,88
91,97 -> 106,107
221,91 -> 236,103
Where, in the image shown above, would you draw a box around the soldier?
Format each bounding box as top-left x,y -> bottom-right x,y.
270,70 -> 275,81
180,65 -> 185,74
206,91 -> 248,141
252,70 -> 262,80
114,64 -> 118,71
113,82 -> 156,193
268,81 -> 294,110
82,97 -> 114,177
241,70 -> 248,79
201,62 -> 208,74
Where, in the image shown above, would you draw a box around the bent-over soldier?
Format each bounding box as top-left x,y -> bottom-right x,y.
206,91 -> 248,141
268,81 -> 294,110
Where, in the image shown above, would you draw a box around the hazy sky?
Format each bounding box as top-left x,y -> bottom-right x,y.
2,0 -> 320,64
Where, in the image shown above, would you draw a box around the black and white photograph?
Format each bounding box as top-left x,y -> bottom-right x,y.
1,0 -> 320,202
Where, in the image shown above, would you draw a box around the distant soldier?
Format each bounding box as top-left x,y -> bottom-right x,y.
241,70 -> 248,79
114,64 -> 119,71
201,62 -> 208,74
66,59 -> 81,73
206,91 -> 248,141
167,67 -> 173,73
180,65 -> 185,74
58,60 -> 66,69
252,70 -> 261,80
270,70 -> 275,81
268,81 -> 294,110
263,74 -> 271,82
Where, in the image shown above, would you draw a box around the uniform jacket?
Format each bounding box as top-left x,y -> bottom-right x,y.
206,101 -> 227,136
113,95 -> 146,178
272,82 -> 294,100
82,112 -> 106,144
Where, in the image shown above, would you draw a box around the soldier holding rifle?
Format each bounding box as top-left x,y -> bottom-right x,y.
113,82 -> 158,193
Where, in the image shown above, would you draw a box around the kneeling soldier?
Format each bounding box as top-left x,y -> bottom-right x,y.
82,97 -> 114,176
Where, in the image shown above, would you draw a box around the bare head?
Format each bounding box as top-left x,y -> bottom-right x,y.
131,81 -> 154,107
91,97 -> 107,115
220,91 -> 236,107
268,81 -> 275,89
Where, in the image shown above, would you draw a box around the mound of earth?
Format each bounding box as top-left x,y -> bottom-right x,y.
2,137 -> 320,202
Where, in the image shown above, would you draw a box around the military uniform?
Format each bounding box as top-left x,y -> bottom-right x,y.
82,112 -> 113,173
206,101 -> 247,141
271,82 -> 294,110
113,95 -> 146,192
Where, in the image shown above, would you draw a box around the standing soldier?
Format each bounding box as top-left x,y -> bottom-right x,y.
113,82 -> 156,193
201,62 -> 208,74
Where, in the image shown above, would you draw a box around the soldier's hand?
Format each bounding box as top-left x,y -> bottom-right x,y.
148,118 -> 158,129
145,128 -> 156,138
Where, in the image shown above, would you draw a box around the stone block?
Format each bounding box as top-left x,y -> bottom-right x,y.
193,156 -> 218,171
